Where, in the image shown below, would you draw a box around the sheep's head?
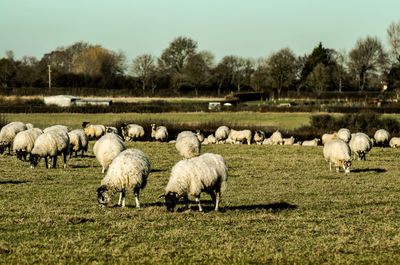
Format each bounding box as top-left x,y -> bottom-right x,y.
97,185 -> 111,207
29,154 -> 40,168
165,192 -> 179,212
342,160 -> 351,173
82,122 -> 90,129
151,124 -> 156,130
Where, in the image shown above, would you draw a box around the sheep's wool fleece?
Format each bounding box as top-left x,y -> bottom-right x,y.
349,133 -> 372,153
215,126 -> 229,140
13,129 -> 42,152
31,133 -> 59,157
94,134 -> 126,169
101,149 -> 151,191
166,153 -> 228,197
0,121 -> 27,144
323,139 -> 351,163
175,131 -> 201,159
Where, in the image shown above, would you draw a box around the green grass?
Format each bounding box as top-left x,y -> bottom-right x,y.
1,139 -> 400,264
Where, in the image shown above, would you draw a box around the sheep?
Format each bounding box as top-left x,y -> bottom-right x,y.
68,129 -> 89,158
215,126 -> 230,144
269,130 -> 283,145
13,128 -> 42,160
106,126 -> 119,135
151,124 -> 168,142
373,129 -> 390,147
97,149 -> 151,208
253,130 -> 266,145
349,132 -> 373,160
302,138 -> 320,146
322,133 -> 337,144
82,121 -> 105,140
202,134 -> 216,145
262,137 -> 273,145
0,121 -> 28,155
30,130 -> 70,169
337,128 -> 351,143
164,153 -> 228,212
283,136 -> 295,145
93,133 -> 126,173
389,137 -> 400,148
25,123 -> 34,130
175,131 -> 201,159
43,125 -> 70,134
121,124 -> 145,141
228,129 -> 252,145
323,139 -> 352,173
195,130 -> 205,143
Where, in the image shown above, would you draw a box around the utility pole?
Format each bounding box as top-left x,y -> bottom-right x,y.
48,64 -> 52,89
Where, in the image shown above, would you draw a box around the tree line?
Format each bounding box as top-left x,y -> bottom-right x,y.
1,21 -> 400,98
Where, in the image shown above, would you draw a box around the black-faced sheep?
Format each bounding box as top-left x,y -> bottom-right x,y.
82,122 -> 105,140
175,131 -> 201,159
323,139 -> 352,173
68,129 -> 89,158
0,121 -> 27,155
373,129 -> 390,147
215,126 -> 230,144
13,128 -> 42,160
349,132 -> 373,160
121,124 -> 145,141
97,149 -> 151,208
337,128 -> 351,143
254,130 -> 266,145
164,153 -> 228,212
151,124 -> 168,142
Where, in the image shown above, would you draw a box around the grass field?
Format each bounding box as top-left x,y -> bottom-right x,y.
1,136 -> 400,263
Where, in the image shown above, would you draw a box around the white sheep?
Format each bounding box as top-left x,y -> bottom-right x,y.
30,130 -> 70,169
93,133 -> 126,173
389,137 -> 400,148
269,130 -> 283,145
215,126 -> 230,144
228,129 -> 252,145
175,131 -> 201,159
43,125 -> 70,134
195,130 -> 205,143
82,121 -> 105,140
68,129 -> 89,158
121,124 -> 145,141
283,136 -> 295,145
337,128 -> 351,143
253,130 -> 265,145
164,153 -> 228,212
0,121 -> 28,155
151,124 -> 168,142
25,123 -> 34,130
349,132 -> 373,160
262,137 -> 273,145
97,148 -> 151,208
13,128 -> 42,160
373,129 -> 390,147
105,126 -> 119,135
302,138 -> 321,146
323,139 -> 352,173
202,134 -> 216,145
322,133 -> 337,144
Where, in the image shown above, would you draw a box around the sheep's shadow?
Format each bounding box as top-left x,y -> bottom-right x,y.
70,165 -> 91,169
0,180 -> 30,184
351,168 -> 386,173
150,169 -> 166,173
224,201 -> 298,212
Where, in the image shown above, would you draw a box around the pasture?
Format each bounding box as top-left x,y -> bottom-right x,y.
1,113 -> 400,263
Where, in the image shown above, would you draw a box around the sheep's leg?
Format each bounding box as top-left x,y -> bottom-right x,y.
329,162 -> 332,171
134,188 -> 140,208
207,191 -> 216,206
81,150 -> 84,157
52,156 -> 57,168
101,167 -> 105,173
118,191 -> 126,207
45,156 -> 50,169
215,190 -> 221,212
195,195 -> 203,212
63,152 -> 67,168
183,195 -> 189,210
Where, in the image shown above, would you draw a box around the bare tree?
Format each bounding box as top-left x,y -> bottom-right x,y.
266,48 -> 298,99
251,58 -> 268,92
306,63 -> 330,95
130,54 -> 156,92
331,49 -> 348,92
348,36 -> 388,90
387,20 -> 400,63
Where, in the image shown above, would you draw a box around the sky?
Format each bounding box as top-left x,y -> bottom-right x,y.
1,0 -> 400,63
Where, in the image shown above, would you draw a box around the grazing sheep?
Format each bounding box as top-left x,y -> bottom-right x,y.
97,149 -> 151,208
82,121 -> 105,140
323,139 -> 352,173
43,125 -> 70,134
13,128 -> 42,160
374,129 -> 390,147
215,126 -> 230,144
228,129 -> 252,145
195,130 -> 205,143
121,124 -> 145,141
349,132 -> 373,160
269,130 -> 283,145
151,124 -> 168,142
322,133 -> 337,144
302,138 -> 320,146
254,130 -> 266,145
202,134 -> 217,145
30,130 -> 70,169
337,128 -> 351,143
68,129 -> 89,158
106,126 -> 119,135
283,136 -> 295,145
93,133 -> 126,173
262,137 -> 273,145
175,131 -> 201,159
164,153 -> 228,212
0,121 -> 27,155
389,137 -> 400,148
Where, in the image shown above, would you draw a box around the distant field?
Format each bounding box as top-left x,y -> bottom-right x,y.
1,139 -> 400,263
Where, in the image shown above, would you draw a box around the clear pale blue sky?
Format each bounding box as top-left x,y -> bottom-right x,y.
1,0 -> 399,63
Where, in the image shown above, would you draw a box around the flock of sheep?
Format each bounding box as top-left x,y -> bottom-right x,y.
1,120 -> 398,211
